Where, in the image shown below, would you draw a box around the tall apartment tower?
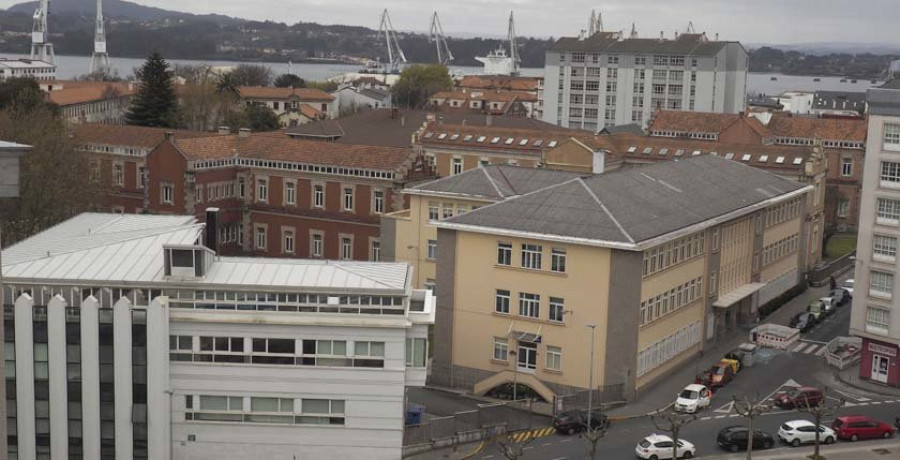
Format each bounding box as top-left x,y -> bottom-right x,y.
850,79 -> 900,388
542,31 -> 748,132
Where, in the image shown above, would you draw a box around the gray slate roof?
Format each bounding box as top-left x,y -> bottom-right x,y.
441,155 -> 807,246
409,165 -> 584,200
551,33 -> 730,56
812,91 -> 866,112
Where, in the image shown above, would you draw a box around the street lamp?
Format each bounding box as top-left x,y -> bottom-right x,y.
586,324 -> 597,424
509,349 -> 518,401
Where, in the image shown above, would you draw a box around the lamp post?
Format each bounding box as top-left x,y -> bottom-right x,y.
586,324 -> 597,425
509,349 -> 518,401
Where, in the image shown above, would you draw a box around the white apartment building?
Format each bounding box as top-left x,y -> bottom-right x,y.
850,80 -> 900,388
0,58 -> 56,81
0,212 -> 434,459
542,31 -> 748,132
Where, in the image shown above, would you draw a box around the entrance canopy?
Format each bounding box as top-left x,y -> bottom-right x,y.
713,282 -> 766,308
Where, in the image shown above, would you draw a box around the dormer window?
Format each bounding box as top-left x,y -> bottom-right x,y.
164,245 -> 212,279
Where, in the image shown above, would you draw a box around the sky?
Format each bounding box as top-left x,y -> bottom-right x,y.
2,0 -> 897,45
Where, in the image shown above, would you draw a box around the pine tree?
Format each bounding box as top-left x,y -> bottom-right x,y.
126,52 -> 179,127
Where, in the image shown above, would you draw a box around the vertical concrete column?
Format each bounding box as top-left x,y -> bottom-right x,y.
47,295 -> 69,459
13,293 -> 36,460
113,297 -> 134,459
147,296 -> 170,459
80,296 -> 101,460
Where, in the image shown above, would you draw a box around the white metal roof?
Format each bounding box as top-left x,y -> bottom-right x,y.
202,258 -> 410,291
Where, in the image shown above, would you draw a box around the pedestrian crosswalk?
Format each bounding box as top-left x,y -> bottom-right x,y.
507,427 -> 556,443
790,340 -> 828,356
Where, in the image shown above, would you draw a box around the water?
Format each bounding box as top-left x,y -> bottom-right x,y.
2,53 -> 881,95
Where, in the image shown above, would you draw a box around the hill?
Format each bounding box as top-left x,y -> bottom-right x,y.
7,0 -> 234,22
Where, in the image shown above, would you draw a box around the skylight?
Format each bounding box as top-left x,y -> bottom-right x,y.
758,155 -> 768,163
424,132 -> 434,138
643,147 -> 652,154
505,138 -> 515,145
438,133 -> 447,140
464,135 -> 473,142
548,141 -> 558,148
725,153 -> 735,160
692,150 -> 701,156
659,148 -> 669,155
741,154 -> 751,162
675,149 -> 685,156
710,151 -> 718,156
534,140 -> 544,147
775,156 -> 785,164
627,146 -> 637,153
491,137 -> 501,144
450,134 -> 460,140
519,139 -> 529,146
477,136 -> 487,143
793,157 -> 803,165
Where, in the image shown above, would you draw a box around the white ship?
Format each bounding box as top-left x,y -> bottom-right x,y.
475,11 -> 520,76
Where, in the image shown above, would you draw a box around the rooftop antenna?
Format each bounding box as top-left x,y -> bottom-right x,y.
89,0 -> 110,74
429,12 -> 453,66
686,21 -> 696,34
507,11 -> 521,75
377,9 -> 407,73
31,0 -> 55,64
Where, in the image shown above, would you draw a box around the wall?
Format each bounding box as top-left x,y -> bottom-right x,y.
425,146 -> 540,177
146,141 -> 189,214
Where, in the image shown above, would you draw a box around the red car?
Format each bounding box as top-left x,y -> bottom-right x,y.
773,387 -> 824,409
832,415 -> 895,441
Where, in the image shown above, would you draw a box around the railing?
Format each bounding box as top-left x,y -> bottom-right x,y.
825,336 -> 862,370
552,384 -> 625,416
402,399 -> 534,449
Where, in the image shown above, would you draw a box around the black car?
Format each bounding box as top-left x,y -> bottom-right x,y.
717,426 -> 775,452
789,312 -> 815,332
552,410 -> 609,435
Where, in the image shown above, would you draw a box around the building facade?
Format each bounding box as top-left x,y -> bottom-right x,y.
430,156 -> 811,401
850,80 -> 900,387
44,81 -> 135,125
0,58 -> 56,81
543,32 -> 748,132
1,213 -> 433,459
238,87 -> 334,127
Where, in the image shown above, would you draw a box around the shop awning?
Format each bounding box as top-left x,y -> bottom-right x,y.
713,282 -> 767,308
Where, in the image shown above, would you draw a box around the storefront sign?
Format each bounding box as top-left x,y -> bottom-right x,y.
868,342 -> 898,357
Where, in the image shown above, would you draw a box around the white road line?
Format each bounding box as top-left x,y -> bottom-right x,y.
803,345 -> 819,354
870,401 -> 883,405
792,343 -> 809,353
700,417 -> 711,421
541,443 -> 552,447
833,388 -> 872,402
482,456 -> 494,459
815,346 -> 828,356
729,414 -> 740,417
550,457 -> 568,460
858,402 -> 870,406
523,446 -> 534,450
560,439 -> 573,443
715,415 -> 726,419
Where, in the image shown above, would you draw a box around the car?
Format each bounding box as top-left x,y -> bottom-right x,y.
807,300 -> 826,321
552,409 -> 609,435
778,420 -> 836,446
789,312 -> 815,332
707,362 -> 734,388
842,279 -> 854,296
635,434 -> 696,459
819,296 -> 837,315
774,387 -> 824,409
674,384 -> 711,413
832,415 -> 896,441
717,426 -> 775,452
830,288 -> 849,306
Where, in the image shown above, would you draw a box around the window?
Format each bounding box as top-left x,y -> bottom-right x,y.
139,166 -> 147,188
427,239 -> 437,260
452,158 -> 463,175
313,184 -> 324,208
247,398 -> 293,423
495,290 -> 510,314
841,158 -> 853,177
518,293 -> 540,318
546,346 -> 562,371
257,179 -> 268,203
193,395 -> 244,422
373,190 -> 385,214
298,399 -> 345,425
282,229 -> 295,254
521,244 -> 542,269
881,161 -> 900,188
113,163 -> 124,186
838,198 -> 850,218
885,123 -> 900,149
255,225 -> 267,250
442,205 -> 453,219
284,181 -> 296,205
428,202 -> 440,221
238,177 -> 245,198
406,338 -> 427,367
354,341 -> 385,367
549,297 -> 565,322
343,187 -> 354,211
497,242 -> 512,265
876,198 -> 900,225
866,307 -> 890,335
161,183 -> 174,205
873,235 -> 898,263
310,232 -> 323,258
341,237 -> 353,260
493,338 -> 509,361
90,160 -> 100,182
870,270 -> 894,299
551,248 -> 567,273
607,68 -> 618,79
370,239 -> 381,262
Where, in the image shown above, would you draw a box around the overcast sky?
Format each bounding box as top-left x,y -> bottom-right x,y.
2,0 -> 896,44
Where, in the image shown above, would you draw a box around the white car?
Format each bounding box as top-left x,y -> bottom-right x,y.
674,384 -> 711,413
842,279 -> 854,296
778,420 -> 836,447
636,434 -> 696,459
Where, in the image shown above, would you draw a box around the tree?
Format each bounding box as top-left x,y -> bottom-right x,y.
650,409 -> 697,460
223,104 -> 281,132
75,69 -> 123,82
392,64 -> 453,109
0,78 -> 50,112
581,415 -> 610,460
178,66 -> 234,131
733,394 -> 773,459
798,389 -> 844,460
227,64 -> 273,87
126,52 -> 179,128
274,73 -> 305,88
496,434 -> 534,460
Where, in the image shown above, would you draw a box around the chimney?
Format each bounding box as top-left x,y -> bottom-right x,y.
205,207 -> 220,253
164,131 -> 175,141
217,126 -> 230,135
238,128 -> 251,138
592,150 -> 606,174
486,115 -> 493,126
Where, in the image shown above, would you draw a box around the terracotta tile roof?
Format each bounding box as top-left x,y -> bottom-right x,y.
299,104 -> 325,119
648,111 -> 743,135
174,134 -> 414,171
766,116 -> 867,142
237,86 -> 334,102
48,82 -> 135,106
72,123 -> 212,150
649,110 -> 866,142
420,122 -> 613,154
458,75 -> 540,92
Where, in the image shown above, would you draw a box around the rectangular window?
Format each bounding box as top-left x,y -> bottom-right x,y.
521,244 -> 542,270
497,242 -> 512,265
313,184 -> 324,208
442,205 -> 453,220
285,181 -> 296,205
551,248 -> 567,273
257,179 -> 268,203
452,158 -> 463,175
406,338 -> 427,367
870,270 -> 894,299
546,346 -> 562,371
495,289 -> 510,314
161,183 -> 174,205
298,399 -> 345,425
370,239 -> 381,262
283,229 -> 294,254
343,187 -> 354,211
518,293 -> 540,318
840,158 -> 853,177
493,337 -> 508,361
310,232 -> 323,257
838,199 -> 850,218
885,123 -> 900,148
427,239 -> 437,260
874,235 -> 898,263
881,161 -> 900,189
373,190 -> 385,214
255,225 -> 266,250
341,237 -> 353,260
866,307 -> 890,335
90,160 -> 100,182
113,163 -> 124,186
876,198 -> 900,225
549,297 -> 565,322
428,202 -> 440,221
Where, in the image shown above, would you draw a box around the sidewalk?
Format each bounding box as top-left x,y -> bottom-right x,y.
836,363 -> 900,397
705,439 -> 900,459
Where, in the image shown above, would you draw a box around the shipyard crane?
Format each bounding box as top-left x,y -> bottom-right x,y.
377,9 -> 407,74
429,12 -> 453,66
90,0 -> 110,74
588,10 -> 604,36
31,0 -> 55,64
507,11 -> 521,72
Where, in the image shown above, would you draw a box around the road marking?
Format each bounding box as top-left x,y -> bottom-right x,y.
833,388 -> 872,402
542,443 -> 552,447
792,343 -> 809,352
482,456 -> 494,459
870,401 -> 883,405
523,446 -> 534,450
560,439 -> 572,444
715,415 -> 727,419
815,346 -> 828,356
713,401 -> 735,414
700,416 -> 711,421
550,457 -> 567,460
803,345 -> 819,354
729,414 -> 740,417
858,402 -> 870,406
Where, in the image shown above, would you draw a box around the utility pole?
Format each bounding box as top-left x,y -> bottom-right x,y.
509,349 -> 518,401
586,324 -> 596,423
650,409 -> 697,460
733,394 -> 772,460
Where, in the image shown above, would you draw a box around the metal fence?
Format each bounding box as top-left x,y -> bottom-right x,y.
552,383 -> 625,416
403,399 -> 535,447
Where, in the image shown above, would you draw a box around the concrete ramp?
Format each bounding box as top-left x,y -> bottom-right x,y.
473,370 -> 557,402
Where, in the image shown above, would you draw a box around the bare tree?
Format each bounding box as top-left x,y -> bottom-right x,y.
798,389 -> 844,460
496,434 -> 534,460
650,409 -> 697,460
732,394 -> 773,460
581,416 -> 610,460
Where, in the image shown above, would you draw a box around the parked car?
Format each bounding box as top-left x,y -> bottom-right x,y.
552,410 -> 609,435
832,415 -> 895,441
778,420 -> 836,446
635,434 -> 696,459
774,386 -> 824,409
842,279 -> 854,296
789,312 -> 816,332
819,296 -> 837,315
830,288 -> 850,306
674,384 -> 712,413
807,300 -> 826,321
720,355 -> 741,374
717,426 -> 775,452
707,362 -> 735,388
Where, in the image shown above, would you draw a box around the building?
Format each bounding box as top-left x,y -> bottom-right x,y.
0,212 -> 434,459
238,87 -> 335,127
332,86 -> 392,114
430,155 -> 812,401
428,89 -> 539,118
811,91 -> 867,118
775,91 -> 814,115
457,76 -> 543,118
850,79 -> 900,387
43,81 -> 135,125
542,31 -> 748,131
0,58 -> 56,81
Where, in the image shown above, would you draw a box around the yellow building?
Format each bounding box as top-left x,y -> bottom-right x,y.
430,155 -> 812,402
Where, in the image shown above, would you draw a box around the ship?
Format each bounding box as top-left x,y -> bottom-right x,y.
475,11 -> 521,76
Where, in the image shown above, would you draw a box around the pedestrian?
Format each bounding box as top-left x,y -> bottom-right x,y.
829,276 -> 837,290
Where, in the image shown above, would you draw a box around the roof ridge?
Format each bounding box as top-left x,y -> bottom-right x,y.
577,178 -> 635,244
481,166 -> 507,198
493,165 -> 518,195
332,263 -> 398,289
443,177 -> 584,223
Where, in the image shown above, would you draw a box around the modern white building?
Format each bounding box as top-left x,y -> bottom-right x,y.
850,79 -> 900,388
542,31 -> 748,132
0,58 -> 56,81
1,212 -> 434,459
332,85 -> 393,114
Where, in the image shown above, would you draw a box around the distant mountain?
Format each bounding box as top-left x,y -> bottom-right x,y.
7,0 -> 234,22
749,42 -> 900,56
